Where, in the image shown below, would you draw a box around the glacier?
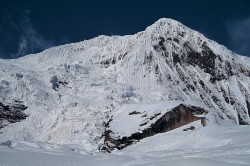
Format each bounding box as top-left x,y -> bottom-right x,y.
0,18 -> 250,165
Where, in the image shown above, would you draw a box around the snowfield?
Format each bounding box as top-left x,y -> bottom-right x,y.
0,18 -> 250,165
1,123 -> 250,166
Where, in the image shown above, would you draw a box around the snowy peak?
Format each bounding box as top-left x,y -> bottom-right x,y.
0,18 -> 250,153
145,18 -> 186,33
14,18 -> 196,66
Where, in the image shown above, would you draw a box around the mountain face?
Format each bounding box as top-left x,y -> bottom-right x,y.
0,18 -> 250,152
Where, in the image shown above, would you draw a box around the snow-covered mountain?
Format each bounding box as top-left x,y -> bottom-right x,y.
0,18 -> 250,153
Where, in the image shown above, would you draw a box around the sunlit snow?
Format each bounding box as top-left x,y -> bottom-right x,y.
0,18 -> 250,165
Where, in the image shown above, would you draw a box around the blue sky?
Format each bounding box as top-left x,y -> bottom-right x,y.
0,0 -> 250,58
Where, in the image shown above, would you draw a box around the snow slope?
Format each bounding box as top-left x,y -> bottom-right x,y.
0,18 -> 250,154
1,124 -> 250,166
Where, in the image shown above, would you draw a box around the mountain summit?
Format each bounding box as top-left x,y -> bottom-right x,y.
0,18 -> 250,152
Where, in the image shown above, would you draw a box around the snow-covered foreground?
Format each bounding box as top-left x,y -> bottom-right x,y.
1,123 -> 250,166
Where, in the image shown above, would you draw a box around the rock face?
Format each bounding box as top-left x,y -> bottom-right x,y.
0,101 -> 28,129
101,104 -> 207,152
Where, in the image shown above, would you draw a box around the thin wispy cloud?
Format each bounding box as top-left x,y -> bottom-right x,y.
227,17 -> 250,57
0,8 -> 68,59
14,10 -> 54,58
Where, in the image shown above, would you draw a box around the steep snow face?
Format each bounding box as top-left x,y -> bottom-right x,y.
0,18 -> 250,152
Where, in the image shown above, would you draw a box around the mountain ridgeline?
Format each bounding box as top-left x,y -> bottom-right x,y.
0,18 -> 249,152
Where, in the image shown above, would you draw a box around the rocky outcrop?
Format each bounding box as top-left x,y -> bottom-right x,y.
101,104 -> 207,152
183,126 -> 195,131
149,31 -> 250,125
0,101 -> 28,129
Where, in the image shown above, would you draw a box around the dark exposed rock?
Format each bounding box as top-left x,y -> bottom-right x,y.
237,81 -> 250,118
143,52 -> 153,64
58,81 -> 68,86
153,37 -> 166,52
152,35 -> 248,87
101,104 -> 207,152
173,53 -> 181,65
155,64 -> 163,83
0,101 -> 28,129
149,113 -> 161,120
129,111 -> 141,115
238,114 -> 249,125
186,83 -> 196,92
199,80 -> 205,88
111,58 -> 116,64
201,118 -> 206,127
220,87 -> 230,104
100,56 -> 117,68
225,61 -> 234,76
183,126 -> 195,131
185,42 -> 217,82
178,31 -> 185,37
247,100 -> 250,117
118,52 -> 128,60
100,59 -> 111,68
155,64 -> 160,75
173,38 -> 180,44
158,37 -> 166,51
139,121 -> 149,126
240,66 -> 250,77
100,53 -> 127,68
150,36 -> 244,88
